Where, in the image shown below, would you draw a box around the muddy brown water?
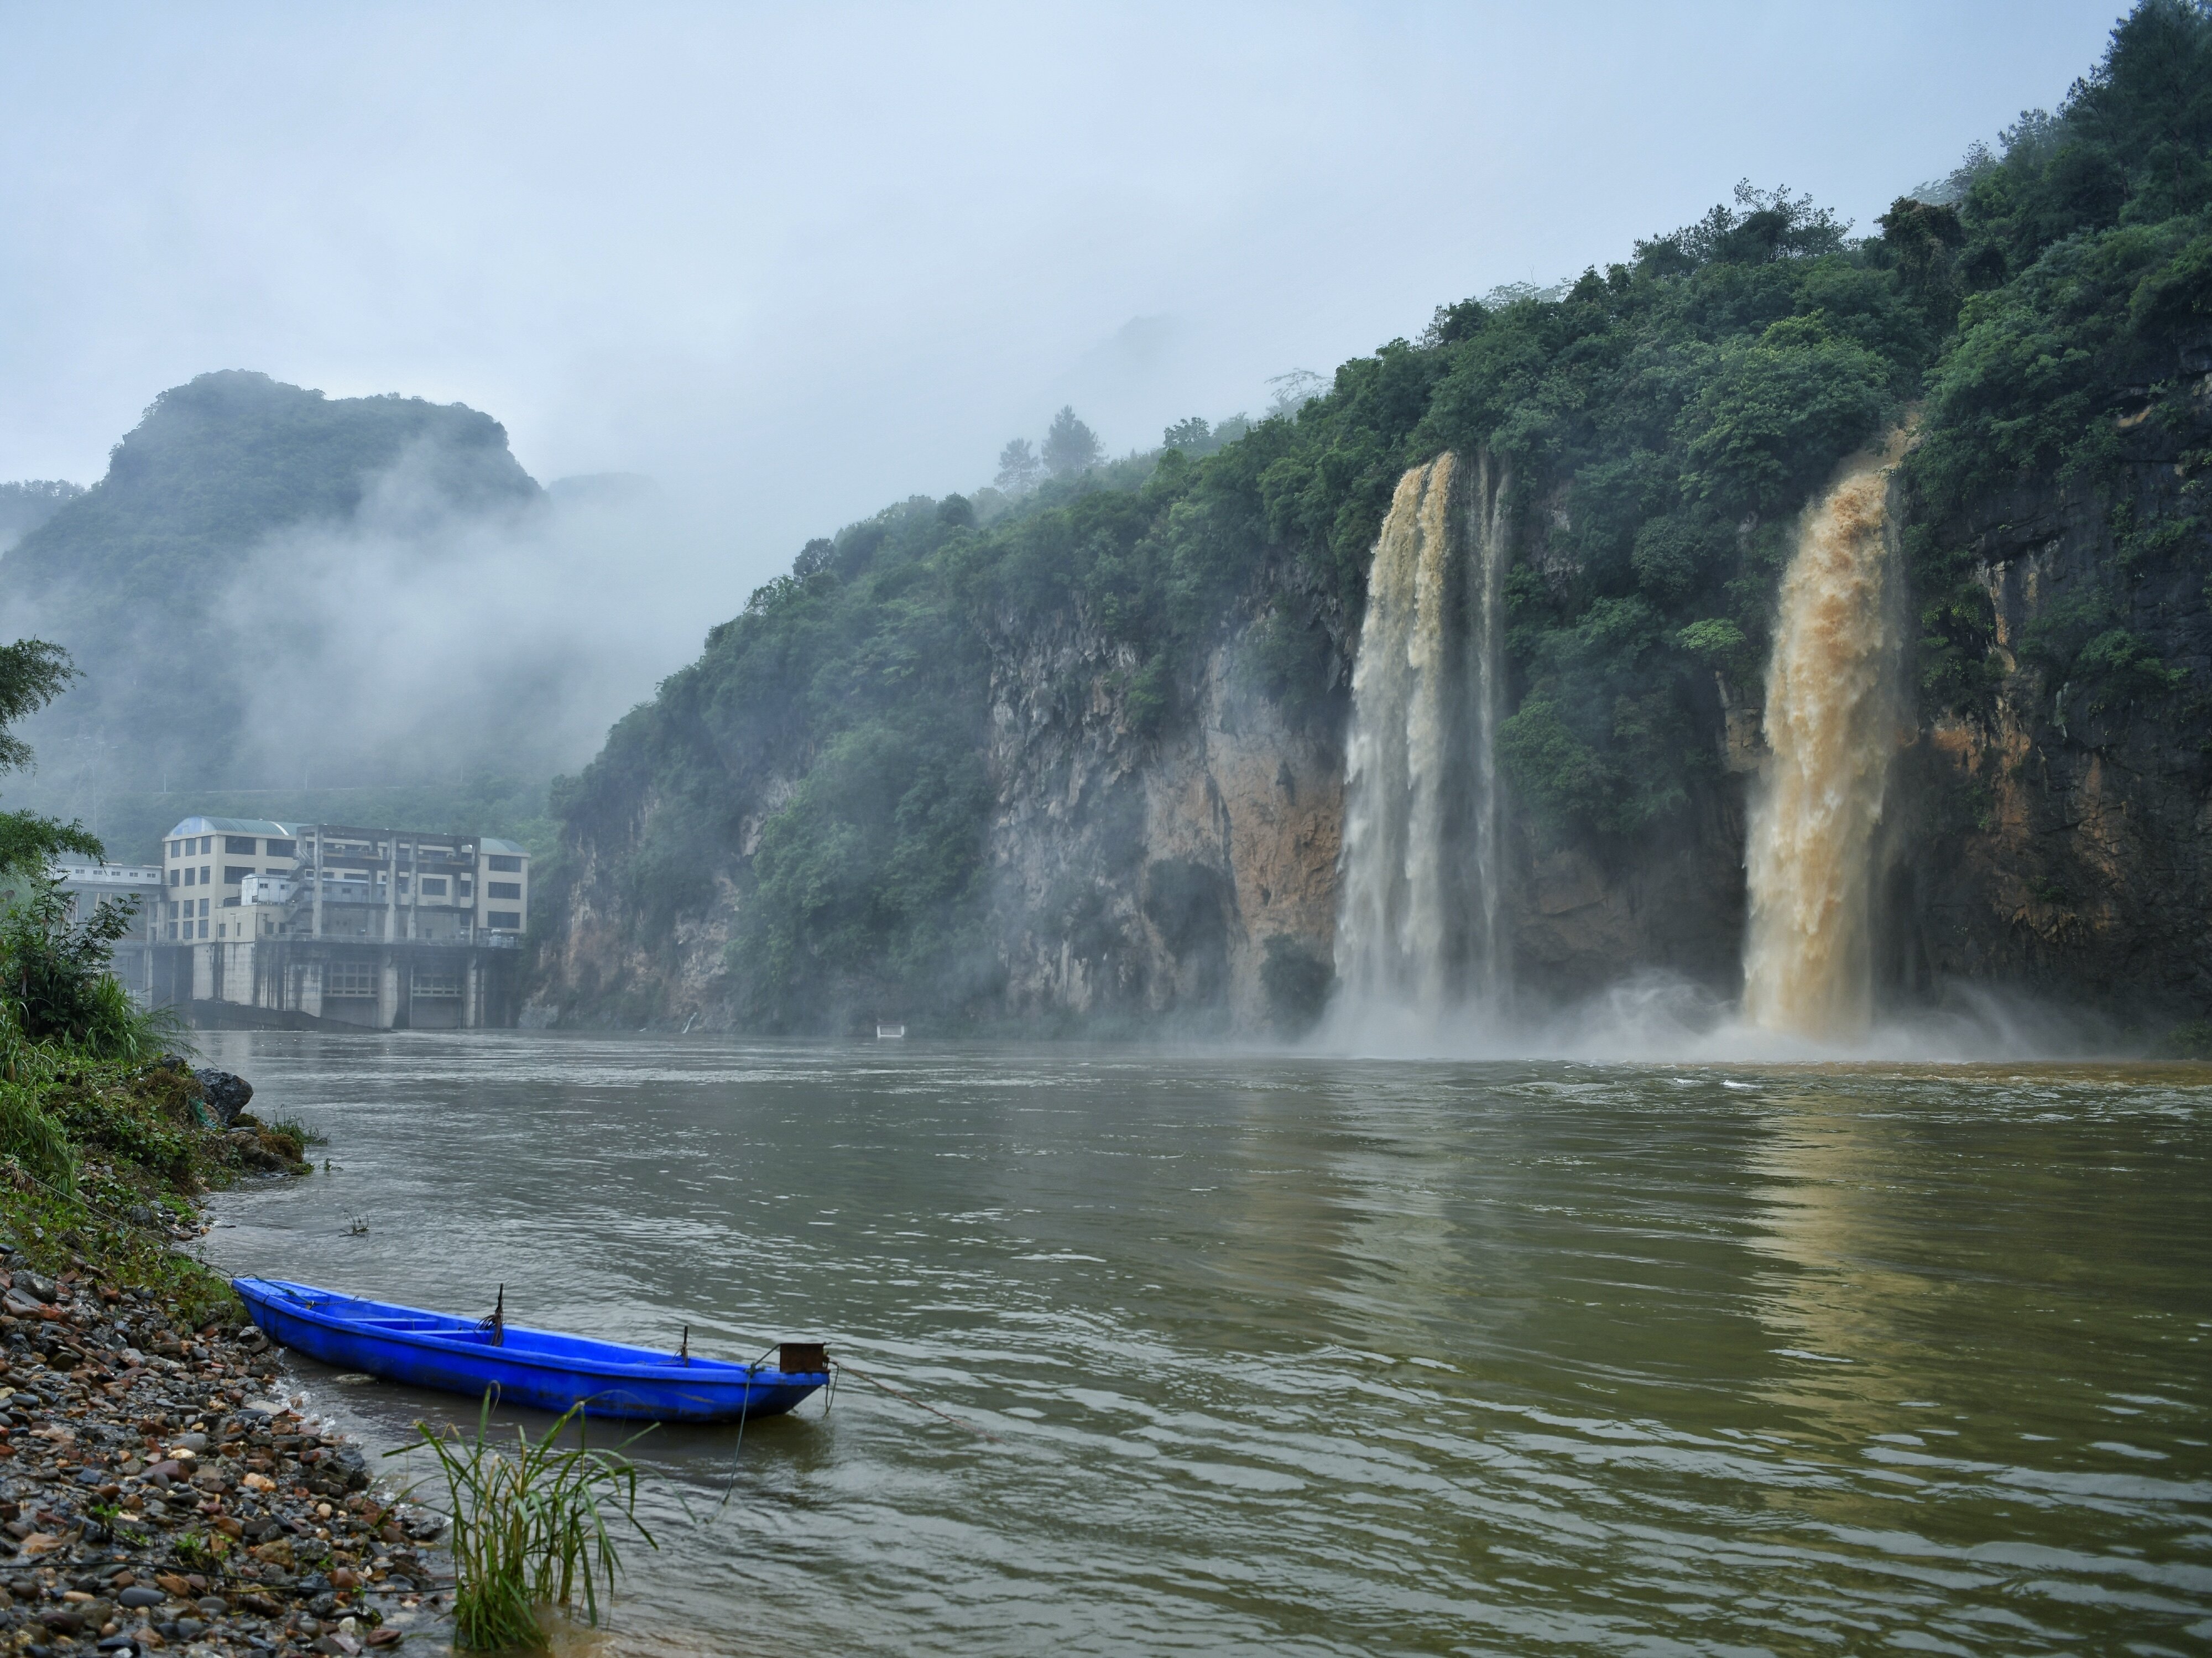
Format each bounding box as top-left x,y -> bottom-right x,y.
191,1034 -> 2212,1655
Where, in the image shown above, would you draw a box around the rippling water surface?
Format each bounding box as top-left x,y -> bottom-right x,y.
191,1033 -> 2212,1655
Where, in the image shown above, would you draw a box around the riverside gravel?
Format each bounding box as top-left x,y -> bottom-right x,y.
0,1222 -> 453,1657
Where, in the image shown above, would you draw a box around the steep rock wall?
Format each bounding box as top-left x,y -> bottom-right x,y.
984,613 -> 1344,1033
528,602 -> 1349,1034
531,433 -> 2211,1035
1882,444 -> 2212,1021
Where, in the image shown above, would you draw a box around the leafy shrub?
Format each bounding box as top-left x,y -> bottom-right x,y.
0,872 -> 180,1061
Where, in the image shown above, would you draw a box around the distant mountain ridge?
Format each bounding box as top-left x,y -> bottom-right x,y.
0,480 -> 84,556
7,370 -> 537,598
0,369 -> 544,837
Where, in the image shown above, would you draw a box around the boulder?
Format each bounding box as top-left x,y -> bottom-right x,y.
191,1068 -> 254,1125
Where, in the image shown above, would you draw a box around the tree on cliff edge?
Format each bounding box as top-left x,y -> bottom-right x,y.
1041,406 -> 1100,477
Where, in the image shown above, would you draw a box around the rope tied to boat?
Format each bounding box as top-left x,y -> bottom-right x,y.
830,1360 -> 1001,1443
476,1284 -> 505,1347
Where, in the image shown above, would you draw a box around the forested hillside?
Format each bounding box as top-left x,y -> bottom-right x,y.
533,0 -> 2208,1033
0,371 -> 547,855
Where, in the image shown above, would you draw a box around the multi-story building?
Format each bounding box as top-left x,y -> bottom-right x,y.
158,817 -> 299,942
51,856 -> 166,1002
150,817 -> 531,1029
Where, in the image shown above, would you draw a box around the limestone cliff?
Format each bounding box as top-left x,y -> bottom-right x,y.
526,587 -> 1352,1035
984,613 -> 1344,1033
528,427 -> 2210,1036
1882,422 -> 2212,1021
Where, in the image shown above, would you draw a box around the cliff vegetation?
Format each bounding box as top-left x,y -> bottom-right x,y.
542,0 -> 2212,1034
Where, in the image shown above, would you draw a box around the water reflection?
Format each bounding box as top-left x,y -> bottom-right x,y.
190,1036 -> 2212,1655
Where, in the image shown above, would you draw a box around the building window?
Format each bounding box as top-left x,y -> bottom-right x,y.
199,837 -> 211,854
166,921 -> 177,940
488,854 -> 522,873
169,869 -> 180,887
217,924 -> 226,938
223,866 -> 253,884
197,919 -> 208,939
488,911 -> 521,930
266,839 -> 296,858
225,836 -> 256,854
326,962 -> 377,998
488,881 -> 521,900
199,898 -> 209,918
412,968 -> 460,998
459,878 -> 473,896
200,866 -> 211,884
421,877 -> 447,896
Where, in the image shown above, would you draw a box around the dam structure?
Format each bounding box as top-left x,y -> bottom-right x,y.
148,817 -> 531,1029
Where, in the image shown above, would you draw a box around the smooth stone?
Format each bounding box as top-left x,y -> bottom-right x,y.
117,1588 -> 163,1609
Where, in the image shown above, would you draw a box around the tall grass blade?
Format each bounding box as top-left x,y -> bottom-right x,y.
392,1394 -> 656,1652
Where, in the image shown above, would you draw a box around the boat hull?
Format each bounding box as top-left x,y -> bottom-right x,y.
233,1278 -> 825,1423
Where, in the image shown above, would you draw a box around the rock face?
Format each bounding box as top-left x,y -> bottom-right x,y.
1880,448 -> 2212,1023
531,440 -> 2211,1035
984,617 -> 1345,1034
530,600 -> 1350,1035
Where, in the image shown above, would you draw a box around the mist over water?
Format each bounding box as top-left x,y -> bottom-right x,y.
1319,440 -> 2098,1066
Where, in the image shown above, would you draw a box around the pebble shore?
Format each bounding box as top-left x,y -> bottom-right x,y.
0,1225 -> 450,1657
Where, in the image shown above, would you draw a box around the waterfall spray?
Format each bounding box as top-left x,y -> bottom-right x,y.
1742,438 -> 1908,1041
1332,452 -> 1509,1027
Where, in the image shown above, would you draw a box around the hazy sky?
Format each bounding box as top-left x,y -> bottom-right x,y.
1,1 -> 2121,611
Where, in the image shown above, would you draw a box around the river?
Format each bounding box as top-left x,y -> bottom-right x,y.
190,1032 -> 2212,1655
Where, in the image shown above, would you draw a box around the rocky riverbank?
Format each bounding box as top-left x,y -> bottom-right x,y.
0,1065 -> 454,1657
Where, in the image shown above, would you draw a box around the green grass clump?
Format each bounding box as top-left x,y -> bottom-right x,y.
0,1181 -> 239,1328
393,1396 -> 656,1651
257,1112 -> 327,1153
0,1084 -> 75,1193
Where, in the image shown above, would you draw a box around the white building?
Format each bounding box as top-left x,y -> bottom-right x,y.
159,817 -> 299,942
50,856 -> 166,1003
152,817 -> 532,1028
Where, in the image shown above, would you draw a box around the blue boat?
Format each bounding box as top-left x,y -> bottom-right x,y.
232,1278 -> 829,1423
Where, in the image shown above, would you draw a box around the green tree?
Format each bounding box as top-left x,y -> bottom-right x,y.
0,639 -> 100,870
995,437 -> 1042,494
1041,407 -> 1100,477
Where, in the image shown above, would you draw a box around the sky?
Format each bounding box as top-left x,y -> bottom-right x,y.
0,0 -> 2125,620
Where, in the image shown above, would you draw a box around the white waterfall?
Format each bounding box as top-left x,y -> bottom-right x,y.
1332,451 -> 1509,1025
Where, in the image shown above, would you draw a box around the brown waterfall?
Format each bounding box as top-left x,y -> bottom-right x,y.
1742,437 -> 1910,1040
